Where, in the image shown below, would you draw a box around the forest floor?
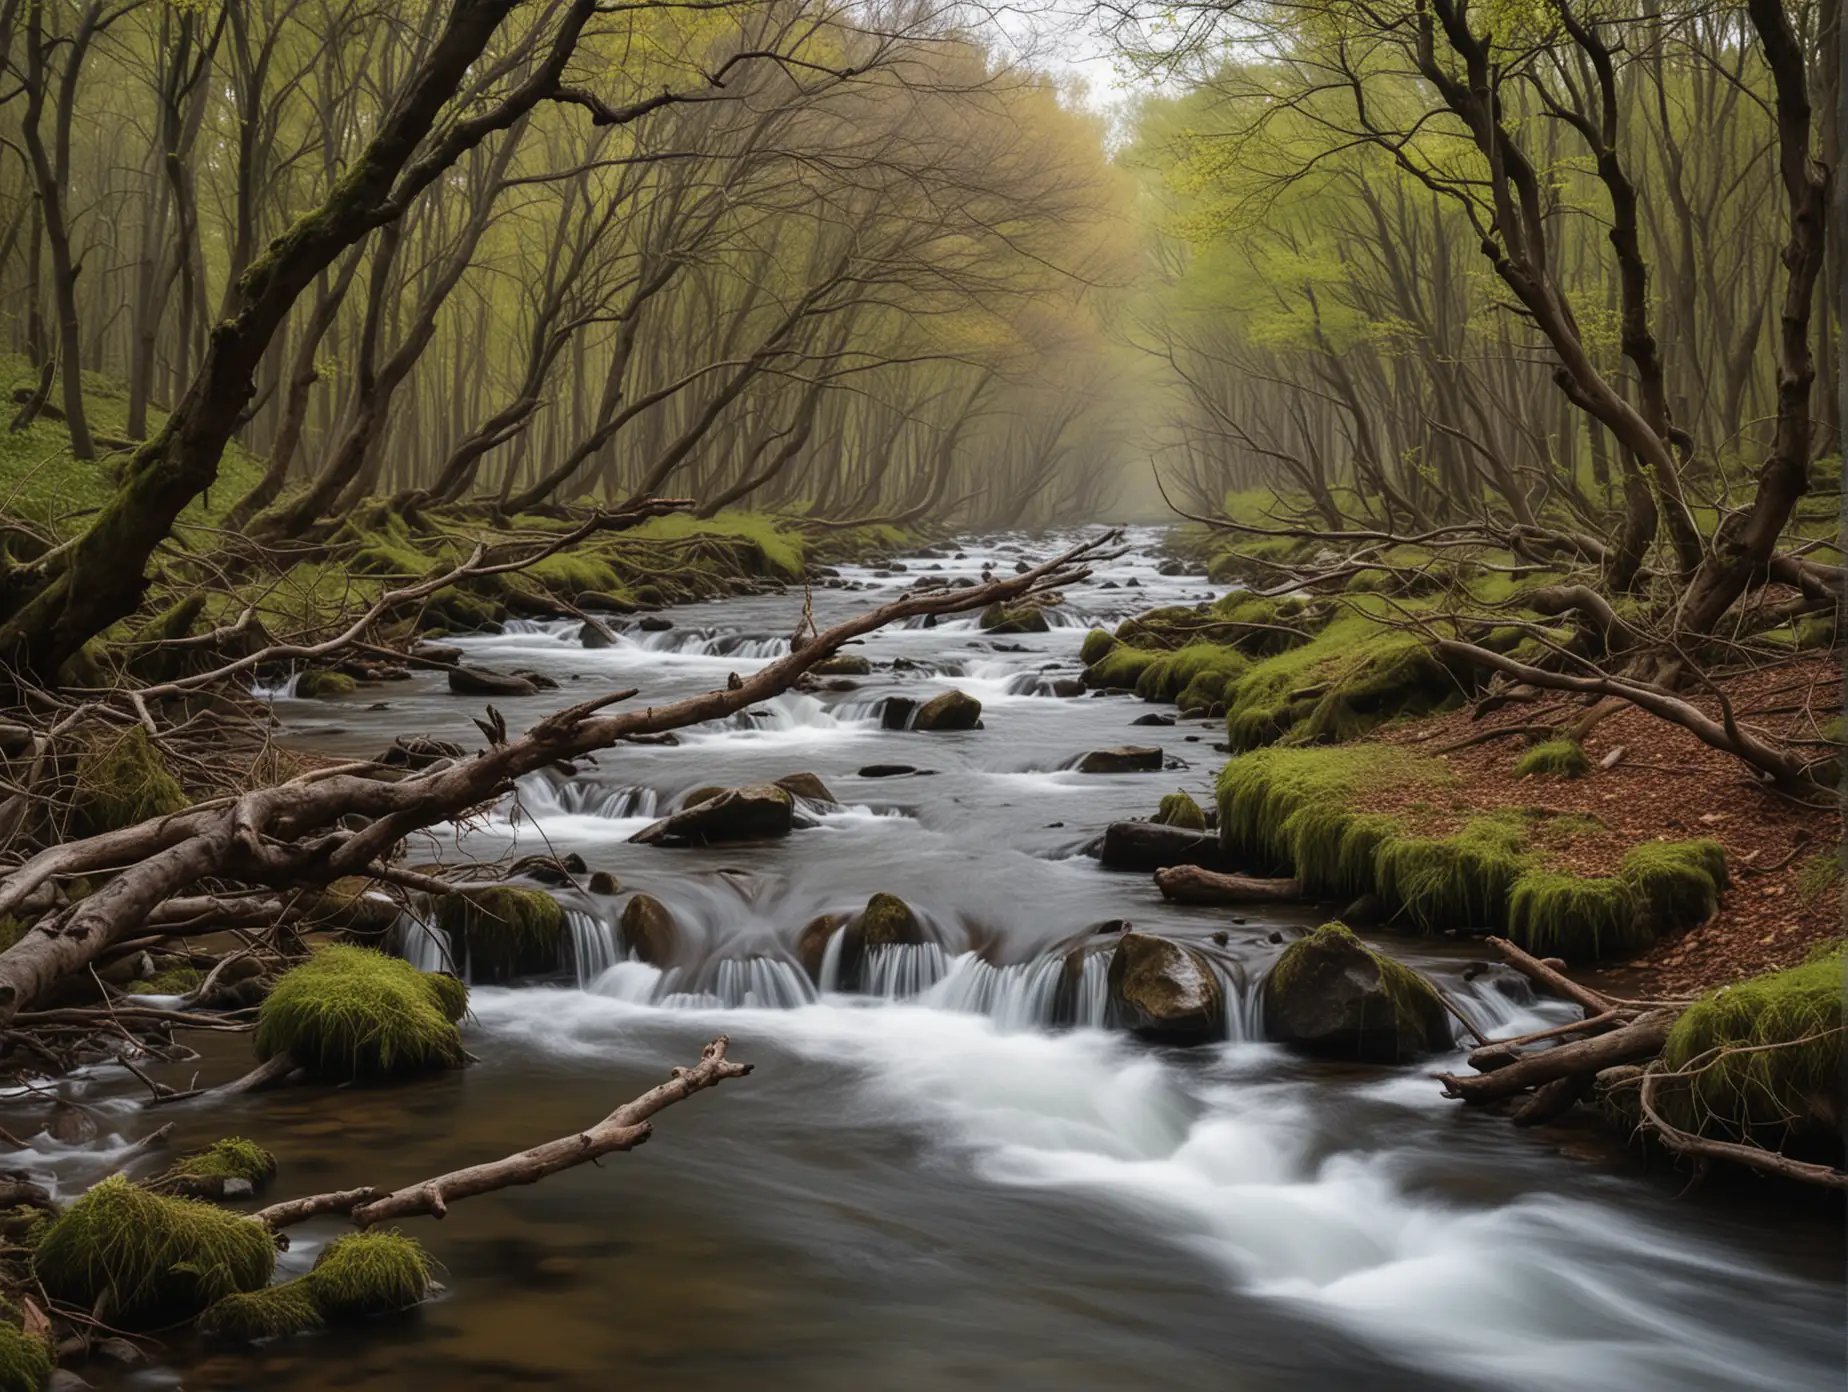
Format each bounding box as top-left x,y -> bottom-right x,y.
1360,654 -> 1840,994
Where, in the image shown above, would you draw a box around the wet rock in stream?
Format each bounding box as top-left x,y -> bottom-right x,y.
629,784 -> 795,845
1105,932 -> 1226,1044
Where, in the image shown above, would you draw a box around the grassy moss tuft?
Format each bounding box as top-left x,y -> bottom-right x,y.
254,946 -> 467,1080
1795,852 -> 1844,906
1513,738 -> 1591,779
1621,839 -> 1727,931
1153,789 -> 1206,830
1079,629 -> 1118,666
1660,943 -> 1844,1146
309,1229 -> 434,1318
1083,644 -> 1158,690
1372,816 -> 1530,932
0,1321 -> 53,1392
69,725 -> 188,837
1506,871 -> 1646,961
127,966 -> 202,996
435,887 -> 565,981
34,1175 -> 276,1325
1134,643 -> 1249,712
152,1138 -> 278,1197
197,1279 -> 326,1341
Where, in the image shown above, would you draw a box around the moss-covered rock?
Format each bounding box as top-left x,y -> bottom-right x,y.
0,1322 -> 53,1392
295,669 -> 357,699
34,1175 -> 276,1326
254,946 -> 467,1081
1621,839 -> 1727,931
1513,738 -> 1590,779
435,887 -> 565,981
1105,932 -> 1226,1043
1152,789 -> 1207,830
913,690 -> 982,731
1658,943 -> 1844,1152
809,654 -> 872,676
307,876 -> 402,937
149,1138 -> 278,1200
979,602 -> 1051,634
630,785 -> 795,845
1079,629 -> 1118,666
199,1229 -> 435,1342
1262,922 -> 1452,1062
1135,642 -> 1249,713
1082,644 -> 1158,691
69,725 -> 188,837
1505,872 -> 1645,962
1372,816 -> 1530,933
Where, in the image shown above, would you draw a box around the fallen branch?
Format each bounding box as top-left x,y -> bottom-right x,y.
1437,1009 -> 1677,1102
1637,1060 -> 1848,1190
252,1036 -> 750,1230
1152,866 -> 1303,905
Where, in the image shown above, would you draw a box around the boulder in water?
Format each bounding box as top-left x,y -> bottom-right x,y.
1096,821 -> 1229,872
858,763 -> 921,778
637,615 -> 673,632
1106,932 -> 1226,1043
620,894 -> 681,966
375,734 -> 465,771
1262,922 -> 1452,1063
913,689 -> 982,731
775,772 -> 838,804
979,602 -> 1050,635
830,892 -> 931,991
411,643 -> 463,666
296,669 -> 356,699
1130,713 -> 1175,727
578,620 -> 615,649
629,784 -> 795,846
588,871 -> 620,895
796,912 -> 851,980
436,887 -> 565,981
447,665 -> 539,698
507,852 -> 587,887
1152,789 -> 1206,830
1075,746 -> 1163,774
879,696 -> 917,730
810,654 -> 872,676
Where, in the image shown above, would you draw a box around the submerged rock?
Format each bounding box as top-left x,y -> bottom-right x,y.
507,852 -> 587,886
1262,922 -> 1452,1063
447,665 -> 539,698
638,615 -> 673,632
1076,746 -> 1163,774
437,887 -> 566,981
1106,932 -> 1226,1043
578,620 -> 614,649
913,689 -> 982,731
620,894 -> 681,966
629,784 -> 795,845
858,763 -> 921,778
1096,821 -> 1229,872
775,771 -> 838,804
879,696 -> 918,730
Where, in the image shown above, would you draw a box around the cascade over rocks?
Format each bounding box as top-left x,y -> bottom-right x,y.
823,892 -> 931,990
1105,932 -> 1226,1043
913,689 -> 982,730
630,784 -> 795,845
774,772 -> 838,805
1262,923 -> 1452,1063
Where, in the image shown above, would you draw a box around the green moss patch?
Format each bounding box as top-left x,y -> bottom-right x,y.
69,725 -> 189,837
150,1138 -> 278,1199
435,887 -> 565,981
1372,816 -> 1530,933
1080,629 -> 1118,665
1621,839 -> 1727,931
295,669 -> 357,699
127,966 -> 203,996
254,946 -> 467,1081
34,1175 -> 276,1326
1135,643 -> 1249,712
1083,644 -> 1158,691
1514,738 -> 1590,779
1659,944 -> 1844,1148
0,1321 -> 53,1392
1153,790 -> 1206,830
199,1227 -> 437,1342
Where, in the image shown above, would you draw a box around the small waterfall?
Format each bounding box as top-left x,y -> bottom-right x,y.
502,618 -> 576,638
1444,968 -> 1546,1041
1070,952 -> 1110,1029
1223,969 -> 1263,1042
393,911 -> 455,974
817,927 -> 846,993
514,772 -> 658,821
591,959 -> 667,1004
708,958 -> 818,1009
566,910 -> 621,985
250,669 -> 302,701
920,953 -> 1073,1031
861,942 -> 949,999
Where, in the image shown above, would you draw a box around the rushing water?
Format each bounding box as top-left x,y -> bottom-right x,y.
15,528 -> 1843,1390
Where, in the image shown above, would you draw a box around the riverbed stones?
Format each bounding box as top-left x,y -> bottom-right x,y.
913,689 -> 982,731
979,602 -> 1050,634
447,665 -> 539,698
810,654 -> 872,676
1105,933 -> 1226,1044
638,615 -> 673,632
578,620 -> 614,649
1262,922 -> 1452,1063
1075,746 -> 1163,774
879,696 -> 917,730
629,784 -> 795,845
774,772 -> 838,804
858,763 -> 921,778
620,894 -> 681,966
295,669 -> 356,699
796,912 -> 851,980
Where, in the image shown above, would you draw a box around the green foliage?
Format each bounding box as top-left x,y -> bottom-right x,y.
198,1279 -> 327,1341
435,887 -> 565,981
69,726 -> 188,837
1153,789 -> 1207,830
1083,644 -> 1159,690
1660,944 -> 1844,1145
0,1321 -> 53,1392
254,946 -> 467,1081
624,511 -> 806,580
34,1175 -> 276,1326
1513,738 -> 1590,779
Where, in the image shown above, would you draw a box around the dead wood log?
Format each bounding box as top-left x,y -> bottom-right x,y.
251,1035 -> 749,1230
1154,865 -> 1303,905
1483,935 -> 1616,1016
1636,1060 -> 1848,1191
0,532 -> 1122,1022
1437,1009 -> 1677,1103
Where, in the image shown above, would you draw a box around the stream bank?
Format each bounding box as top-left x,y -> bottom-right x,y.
9,527 -> 1843,1391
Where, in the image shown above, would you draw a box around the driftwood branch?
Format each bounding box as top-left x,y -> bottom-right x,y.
1152,865 -> 1302,905
252,1036 -> 751,1230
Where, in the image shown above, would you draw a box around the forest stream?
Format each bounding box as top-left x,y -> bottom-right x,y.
18,528 -> 1842,1391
